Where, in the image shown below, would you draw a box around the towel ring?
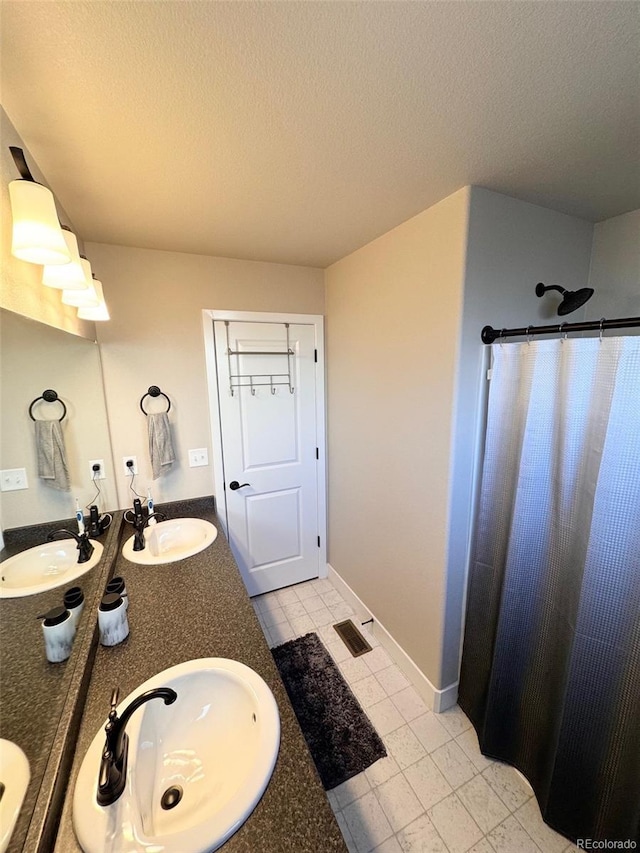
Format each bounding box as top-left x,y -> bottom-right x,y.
29,389 -> 67,422
140,385 -> 171,415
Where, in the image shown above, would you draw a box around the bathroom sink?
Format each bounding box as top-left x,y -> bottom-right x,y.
0,540 -> 104,599
122,517 -> 217,565
0,739 -> 30,853
73,657 -> 280,853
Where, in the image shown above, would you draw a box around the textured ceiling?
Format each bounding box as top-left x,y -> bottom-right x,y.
1,1 -> 639,268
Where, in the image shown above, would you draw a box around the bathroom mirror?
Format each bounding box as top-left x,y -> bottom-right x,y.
0,307 -> 118,852
0,308 -> 117,530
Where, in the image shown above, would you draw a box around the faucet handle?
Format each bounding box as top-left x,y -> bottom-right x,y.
104,687 -> 120,749
108,687 -> 120,720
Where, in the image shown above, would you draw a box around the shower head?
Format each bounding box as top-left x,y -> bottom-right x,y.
557,287 -> 595,315
535,282 -> 594,316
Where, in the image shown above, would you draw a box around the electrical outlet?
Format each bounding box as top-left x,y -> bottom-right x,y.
89,459 -> 106,480
188,448 -> 209,468
1,468 -> 29,491
123,456 -> 138,476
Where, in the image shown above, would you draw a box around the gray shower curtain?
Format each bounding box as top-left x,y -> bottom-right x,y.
458,335 -> 640,844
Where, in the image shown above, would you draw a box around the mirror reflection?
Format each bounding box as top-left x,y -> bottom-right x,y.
1,308 -> 116,530
0,308 -> 117,851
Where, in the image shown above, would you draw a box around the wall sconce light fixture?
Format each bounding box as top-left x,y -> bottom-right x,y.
8,147 -> 71,266
61,258 -> 100,307
42,227 -> 90,290
77,276 -> 110,321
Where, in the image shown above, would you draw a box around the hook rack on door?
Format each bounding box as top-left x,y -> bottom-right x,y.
225,321 -> 295,396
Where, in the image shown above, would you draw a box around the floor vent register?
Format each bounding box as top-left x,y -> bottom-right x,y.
333,619 -> 372,658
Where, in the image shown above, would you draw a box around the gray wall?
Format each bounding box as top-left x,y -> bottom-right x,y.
442,187 -> 594,688
587,209 -> 640,324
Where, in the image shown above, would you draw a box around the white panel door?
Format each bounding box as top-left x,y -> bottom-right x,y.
214,320 -> 320,595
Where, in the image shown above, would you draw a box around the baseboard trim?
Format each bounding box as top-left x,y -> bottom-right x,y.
326,563 -> 458,713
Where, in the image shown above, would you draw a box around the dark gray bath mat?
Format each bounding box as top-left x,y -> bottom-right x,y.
272,632 -> 386,790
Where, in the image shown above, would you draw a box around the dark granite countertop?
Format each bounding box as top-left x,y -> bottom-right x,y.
54,497 -> 347,853
0,514 -> 122,853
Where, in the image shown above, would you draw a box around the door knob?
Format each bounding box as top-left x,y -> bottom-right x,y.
229,481 -> 250,490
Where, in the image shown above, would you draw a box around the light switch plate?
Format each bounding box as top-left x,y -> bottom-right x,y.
1,468 -> 29,491
188,448 -> 208,467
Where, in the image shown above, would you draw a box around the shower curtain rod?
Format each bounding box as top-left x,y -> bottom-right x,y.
481,315 -> 640,344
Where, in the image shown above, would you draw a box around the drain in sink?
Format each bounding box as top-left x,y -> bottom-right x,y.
161,785 -> 183,810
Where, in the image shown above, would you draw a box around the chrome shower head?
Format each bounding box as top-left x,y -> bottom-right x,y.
535,282 -> 594,316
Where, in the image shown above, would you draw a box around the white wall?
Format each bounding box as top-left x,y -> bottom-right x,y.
443,187 -> 594,686
325,187 -> 470,690
88,242 -> 324,509
587,208 -> 640,323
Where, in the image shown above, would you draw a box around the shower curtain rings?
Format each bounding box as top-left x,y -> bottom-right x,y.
526,326 -> 533,345
599,318 -> 606,343
559,322 -> 568,342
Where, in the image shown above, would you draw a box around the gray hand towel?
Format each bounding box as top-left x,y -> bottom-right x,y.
36,419 -> 70,491
148,412 -> 175,480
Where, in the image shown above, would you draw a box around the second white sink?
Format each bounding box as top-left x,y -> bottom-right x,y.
122,518 -> 217,565
73,658 -> 280,853
0,739 -> 30,853
0,540 -> 103,599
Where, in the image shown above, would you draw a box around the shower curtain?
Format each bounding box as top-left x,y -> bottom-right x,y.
458,335 -> 640,844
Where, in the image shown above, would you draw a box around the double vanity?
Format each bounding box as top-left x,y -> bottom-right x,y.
0,497 -> 347,853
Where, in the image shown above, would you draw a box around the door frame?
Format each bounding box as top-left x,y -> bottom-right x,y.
202,309 -> 328,579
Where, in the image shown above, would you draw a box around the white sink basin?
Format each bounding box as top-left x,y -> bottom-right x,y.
73,658 -> 280,853
122,518 -> 217,565
0,739 -> 30,853
0,540 -> 103,599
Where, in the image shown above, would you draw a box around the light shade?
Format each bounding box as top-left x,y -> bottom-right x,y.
77,278 -> 110,321
42,229 -> 89,290
62,260 -> 99,306
9,179 -> 70,266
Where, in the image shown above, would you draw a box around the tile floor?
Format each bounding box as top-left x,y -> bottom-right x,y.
252,577 -> 578,853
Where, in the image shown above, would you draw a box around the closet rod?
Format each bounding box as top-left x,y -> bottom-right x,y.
481,316 -> 640,344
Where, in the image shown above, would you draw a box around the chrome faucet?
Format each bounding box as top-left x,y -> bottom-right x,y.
46,529 -> 94,563
125,498 -> 166,551
97,686 -> 177,806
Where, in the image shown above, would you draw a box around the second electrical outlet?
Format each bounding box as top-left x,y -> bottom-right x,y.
123,456 -> 138,476
89,459 -> 106,480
